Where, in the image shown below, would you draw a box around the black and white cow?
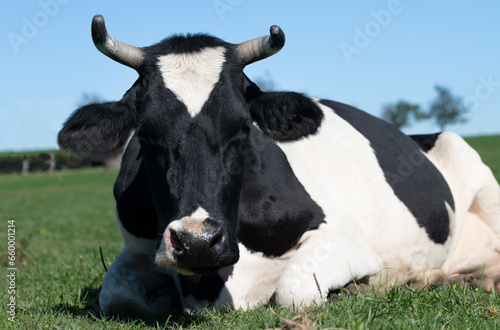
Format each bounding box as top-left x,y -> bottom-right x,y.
58,15 -> 500,319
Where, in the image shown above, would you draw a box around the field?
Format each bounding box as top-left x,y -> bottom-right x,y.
1,135 -> 499,329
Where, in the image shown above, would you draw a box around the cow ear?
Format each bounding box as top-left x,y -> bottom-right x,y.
248,92 -> 324,142
58,101 -> 136,158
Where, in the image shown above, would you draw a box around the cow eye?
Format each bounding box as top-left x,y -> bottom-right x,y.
238,125 -> 250,139
241,125 -> 250,135
137,129 -> 147,140
137,129 -> 152,145
136,148 -> 143,160
137,130 -> 152,152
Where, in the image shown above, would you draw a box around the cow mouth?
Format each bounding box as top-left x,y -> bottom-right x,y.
182,265 -> 221,275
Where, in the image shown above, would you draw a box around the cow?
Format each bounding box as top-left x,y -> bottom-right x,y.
58,15 -> 500,319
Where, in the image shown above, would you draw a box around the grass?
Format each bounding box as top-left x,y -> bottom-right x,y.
1,135 -> 499,329
465,134 -> 500,182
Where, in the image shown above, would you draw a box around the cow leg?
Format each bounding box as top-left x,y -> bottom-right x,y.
274,222 -> 383,306
467,187 -> 500,292
216,243 -> 291,310
442,211 -> 500,292
439,271 -> 497,292
427,132 -> 500,292
99,247 -> 181,319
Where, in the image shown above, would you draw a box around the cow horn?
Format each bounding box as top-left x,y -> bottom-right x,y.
91,15 -> 145,70
236,25 -> 285,66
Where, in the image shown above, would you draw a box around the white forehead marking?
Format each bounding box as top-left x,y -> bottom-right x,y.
188,206 -> 210,220
157,46 -> 226,117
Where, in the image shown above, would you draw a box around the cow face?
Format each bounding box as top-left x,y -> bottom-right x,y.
139,48 -> 253,274
59,16 -> 323,275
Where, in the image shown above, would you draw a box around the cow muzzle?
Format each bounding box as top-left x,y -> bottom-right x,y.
155,215 -> 232,275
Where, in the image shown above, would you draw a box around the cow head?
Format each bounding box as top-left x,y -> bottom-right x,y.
58,15 -> 323,275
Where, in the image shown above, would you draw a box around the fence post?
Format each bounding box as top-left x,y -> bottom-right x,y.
22,155 -> 29,176
48,153 -> 56,174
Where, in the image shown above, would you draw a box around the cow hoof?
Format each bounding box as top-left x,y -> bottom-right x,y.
444,272 -> 496,292
327,282 -> 371,301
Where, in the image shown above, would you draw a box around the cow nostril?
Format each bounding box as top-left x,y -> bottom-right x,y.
169,229 -> 185,254
209,228 -> 224,254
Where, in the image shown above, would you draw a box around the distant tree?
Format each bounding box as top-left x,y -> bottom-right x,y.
382,100 -> 426,129
428,85 -> 469,130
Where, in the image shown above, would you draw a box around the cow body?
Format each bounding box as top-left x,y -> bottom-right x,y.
59,16 -> 500,319
102,98 -> 500,317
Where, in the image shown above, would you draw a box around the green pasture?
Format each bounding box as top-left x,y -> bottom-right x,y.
1,135 -> 499,329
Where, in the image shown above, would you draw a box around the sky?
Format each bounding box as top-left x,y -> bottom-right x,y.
1,0 -> 499,152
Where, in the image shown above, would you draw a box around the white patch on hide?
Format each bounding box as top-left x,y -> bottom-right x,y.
277,99 -> 450,290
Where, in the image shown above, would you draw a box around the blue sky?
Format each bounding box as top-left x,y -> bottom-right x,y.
1,0 -> 499,152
